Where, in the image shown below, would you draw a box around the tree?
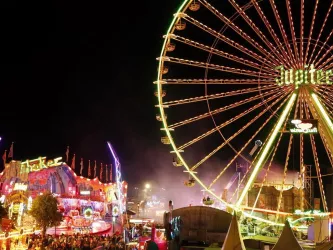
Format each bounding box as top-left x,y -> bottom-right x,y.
0,203 -> 8,220
29,192 -> 63,237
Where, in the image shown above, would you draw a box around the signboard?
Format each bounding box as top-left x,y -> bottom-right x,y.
289,119 -> 318,134
13,183 -> 28,191
21,156 -> 63,172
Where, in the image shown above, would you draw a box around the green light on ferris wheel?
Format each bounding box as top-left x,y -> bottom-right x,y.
236,93 -> 297,208
311,93 -> 333,132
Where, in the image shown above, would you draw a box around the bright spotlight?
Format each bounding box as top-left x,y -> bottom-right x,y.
145,183 -> 151,189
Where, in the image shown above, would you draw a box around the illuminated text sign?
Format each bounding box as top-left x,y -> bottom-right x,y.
13,183 -> 27,191
289,119 -> 318,134
275,64 -> 333,87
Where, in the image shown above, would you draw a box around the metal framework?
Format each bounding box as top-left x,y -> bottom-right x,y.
107,142 -> 126,215
155,0 -> 333,226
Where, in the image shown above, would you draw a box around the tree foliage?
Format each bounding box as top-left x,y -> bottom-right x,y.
29,192 -> 63,237
0,203 -> 8,220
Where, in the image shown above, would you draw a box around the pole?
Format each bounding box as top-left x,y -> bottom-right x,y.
112,216 -> 115,235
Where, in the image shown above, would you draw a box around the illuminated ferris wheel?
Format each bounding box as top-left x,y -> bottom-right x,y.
155,0 -> 333,225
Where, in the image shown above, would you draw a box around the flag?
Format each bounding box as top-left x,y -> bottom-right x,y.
100,163 -> 103,181
109,164 -> 112,183
65,146 -> 69,162
105,164 -> 108,182
7,142 -> 13,158
80,158 -> 83,176
88,160 -> 91,177
2,150 -> 6,165
71,154 -> 76,170
94,160 -> 97,178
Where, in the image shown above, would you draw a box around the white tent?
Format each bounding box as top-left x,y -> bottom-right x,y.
221,213 -> 246,250
272,220 -> 303,250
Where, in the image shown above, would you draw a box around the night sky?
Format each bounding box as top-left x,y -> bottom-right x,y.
1,0 -> 333,208
0,0 -> 181,189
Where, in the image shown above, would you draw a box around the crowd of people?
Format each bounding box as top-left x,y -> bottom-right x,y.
18,233 -> 125,250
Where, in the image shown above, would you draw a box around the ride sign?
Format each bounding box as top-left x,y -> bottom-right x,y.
275,64 -> 333,88
289,119 -> 318,134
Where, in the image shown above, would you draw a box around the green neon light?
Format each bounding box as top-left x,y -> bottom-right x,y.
236,93 -> 297,207
311,93 -> 333,132
291,217 -> 314,225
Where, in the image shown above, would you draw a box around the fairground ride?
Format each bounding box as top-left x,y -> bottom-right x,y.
107,142 -> 127,227
155,0 -> 333,227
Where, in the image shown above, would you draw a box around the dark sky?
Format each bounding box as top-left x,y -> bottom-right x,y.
1,0 -> 333,207
0,0 -> 181,188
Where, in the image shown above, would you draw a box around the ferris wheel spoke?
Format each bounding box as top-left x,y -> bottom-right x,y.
251,0 -> 296,67
167,34 -> 274,73
314,85 -> 333,95
197,0 -> 285,67
178,13 -> 275,67
300,90 -> 305,210
300,0 -> 304,66
160,56 -> 277,79
303,98 -> 329,212
269,0 -> 299,66
312,30 -> 333,68
311,93 -> 333,120
161,85 -> 278,107
250,113 -> 290,215
275,133 -> 293,222
304,0 -> 319,64
313,86 -> 333,109
230,92 -> 296,204
169,87 -> 284,129
312,90 -> 333,167
189,90 -> 291,171
161,78 -> 275,85
227,0 -> 291,67
317,54 -> 333,72
312,86 -> 332,99
315,98 -> 333,119
208,90 -> 293,189
308,1 -> 333,65
319,92 -> 333,105
177,89 -> 288,151
318,128 -> 333,168
275,92 -> 300,222
285,0 -> 301,67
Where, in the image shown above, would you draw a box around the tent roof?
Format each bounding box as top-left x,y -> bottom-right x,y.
272,220 -> 303,250
315,241 -> 333,250
222,213 -> 246,250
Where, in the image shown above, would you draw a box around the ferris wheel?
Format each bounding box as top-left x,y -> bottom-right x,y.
155,0 -> 333,226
